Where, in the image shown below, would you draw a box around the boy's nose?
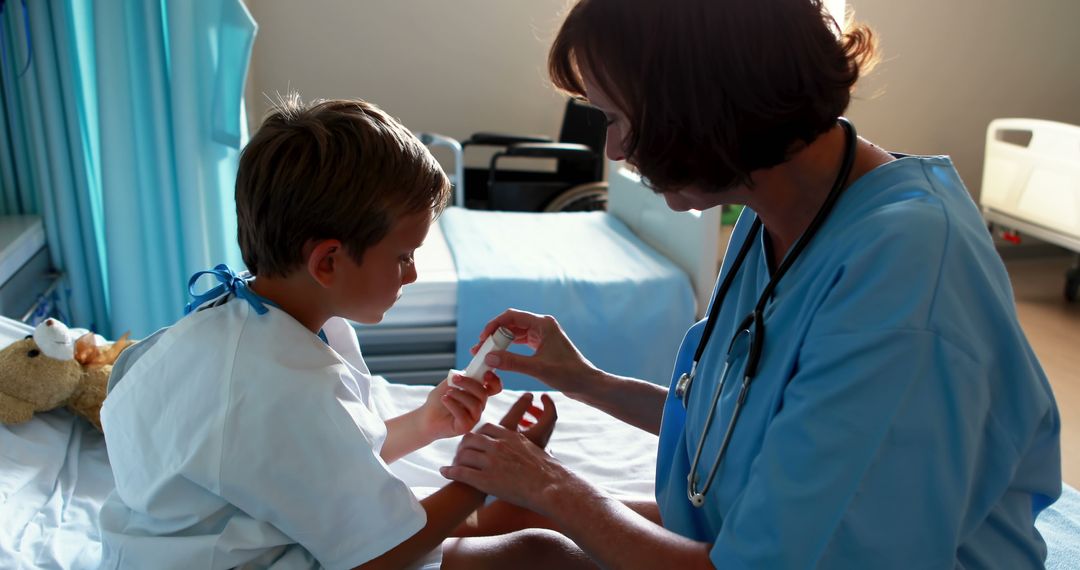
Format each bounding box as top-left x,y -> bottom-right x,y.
403,265 -> 418,286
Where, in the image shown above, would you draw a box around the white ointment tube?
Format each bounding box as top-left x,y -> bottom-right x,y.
450,327 -> 515,387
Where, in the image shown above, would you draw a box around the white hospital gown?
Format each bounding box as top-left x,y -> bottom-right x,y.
99,297 -> 426,569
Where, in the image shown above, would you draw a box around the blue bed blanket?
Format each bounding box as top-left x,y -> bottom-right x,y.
1040,483 -> 1080,569
440,208 -> 696,391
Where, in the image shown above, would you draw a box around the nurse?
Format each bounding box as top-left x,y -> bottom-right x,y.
439,0 -> 1063,567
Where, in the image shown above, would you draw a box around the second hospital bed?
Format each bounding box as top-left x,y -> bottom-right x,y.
980,118 -> 1080,300
355,162 -> 721,389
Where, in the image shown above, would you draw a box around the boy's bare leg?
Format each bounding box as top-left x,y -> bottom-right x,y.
452,497 -> 660,537
442,529 -> 598,570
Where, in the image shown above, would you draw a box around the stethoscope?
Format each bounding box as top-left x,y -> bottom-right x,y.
674,117 -> 858,508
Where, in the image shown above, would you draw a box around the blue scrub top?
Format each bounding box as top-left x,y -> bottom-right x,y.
655,156 -> 1061,568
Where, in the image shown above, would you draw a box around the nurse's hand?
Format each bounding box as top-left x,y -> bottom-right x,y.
440,393 -> 560,511
421,370 -> 503,440
473,309 -> 601,398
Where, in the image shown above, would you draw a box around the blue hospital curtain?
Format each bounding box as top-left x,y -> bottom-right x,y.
0,0 -> 256,338
0,0 -> 109,331
94,0 -> 255,338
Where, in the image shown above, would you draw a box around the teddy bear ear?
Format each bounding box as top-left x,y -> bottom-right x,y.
32,319 -> 76,361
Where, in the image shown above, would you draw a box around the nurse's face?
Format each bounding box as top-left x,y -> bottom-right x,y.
337,209 -> 432,324
582,74 -> 732,213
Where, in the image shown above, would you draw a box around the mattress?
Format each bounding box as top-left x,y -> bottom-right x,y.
0,316 -> 657,569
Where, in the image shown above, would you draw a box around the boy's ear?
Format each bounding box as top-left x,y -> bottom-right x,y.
305,239 -> 343,288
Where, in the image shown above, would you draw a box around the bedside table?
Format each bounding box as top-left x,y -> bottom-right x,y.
0,216 -> 64,324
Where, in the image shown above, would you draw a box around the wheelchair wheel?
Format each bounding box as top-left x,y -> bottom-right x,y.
543,182 -> 608,212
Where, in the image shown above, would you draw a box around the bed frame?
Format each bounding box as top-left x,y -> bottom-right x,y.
980,118 -> 1080,300
981,119 -> 1080,254
356,162 -> 720,385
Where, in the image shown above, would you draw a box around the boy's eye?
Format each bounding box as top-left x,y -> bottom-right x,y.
400,253 -> 415,264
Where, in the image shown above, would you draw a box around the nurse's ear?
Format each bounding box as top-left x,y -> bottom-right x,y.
305,238 -> 344,288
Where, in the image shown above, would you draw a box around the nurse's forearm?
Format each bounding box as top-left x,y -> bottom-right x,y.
570,369 -> 667,435
541,472 -> 714,569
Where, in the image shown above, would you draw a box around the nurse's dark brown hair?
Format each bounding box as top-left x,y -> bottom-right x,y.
549,0 -> 878,192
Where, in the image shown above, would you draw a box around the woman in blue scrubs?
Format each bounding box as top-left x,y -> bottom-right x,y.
440,0 -> 1062,567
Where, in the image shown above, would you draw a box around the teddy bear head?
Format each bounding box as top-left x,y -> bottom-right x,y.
0,319 -> 130,428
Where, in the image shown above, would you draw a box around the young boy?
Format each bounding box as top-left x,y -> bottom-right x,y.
98,97 -> 592,569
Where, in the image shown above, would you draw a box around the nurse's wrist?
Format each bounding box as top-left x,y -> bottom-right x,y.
537,466 -> 598,521
568,368 -> 622,406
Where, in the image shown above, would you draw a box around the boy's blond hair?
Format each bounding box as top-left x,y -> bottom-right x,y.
236,94 -> 450,277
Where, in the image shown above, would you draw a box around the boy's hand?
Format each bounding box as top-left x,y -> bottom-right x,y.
438,394 -> 561,512
420,370 -> 503,440
498,392 -> 558,448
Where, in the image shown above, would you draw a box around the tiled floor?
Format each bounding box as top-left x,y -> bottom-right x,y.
1005,255 -> 1080,486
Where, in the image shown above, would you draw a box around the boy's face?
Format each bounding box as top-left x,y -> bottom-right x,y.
335,209 -> 433,324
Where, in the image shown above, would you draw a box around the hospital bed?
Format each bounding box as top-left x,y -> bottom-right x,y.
0,315 -> 1078,568
356,162 -> 720,389
980,118 -> 1080,300
0,314 -> 660,567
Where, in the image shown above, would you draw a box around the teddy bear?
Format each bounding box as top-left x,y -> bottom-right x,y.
0,318 -> 134,431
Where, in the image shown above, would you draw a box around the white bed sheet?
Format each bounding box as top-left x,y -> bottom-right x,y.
0,317 -> 657,569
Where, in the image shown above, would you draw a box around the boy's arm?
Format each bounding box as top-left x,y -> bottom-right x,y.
355,482 -> 486,570
381,408 -> 430,464
359,394 -> 542,570
381,373 -> 493,463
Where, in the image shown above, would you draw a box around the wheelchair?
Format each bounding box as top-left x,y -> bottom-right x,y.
419,98 -> 609,212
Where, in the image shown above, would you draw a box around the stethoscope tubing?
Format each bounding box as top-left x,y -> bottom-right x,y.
682,117 -> 859,507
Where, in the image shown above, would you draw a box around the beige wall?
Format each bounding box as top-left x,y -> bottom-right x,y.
246,0 -> 571,168
246,0 -> 1080,197
847,0 -> 1080,199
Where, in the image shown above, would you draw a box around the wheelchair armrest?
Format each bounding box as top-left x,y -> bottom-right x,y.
486,143 -> 601,200
501,142 -> 596,161
463,132 -> 553,147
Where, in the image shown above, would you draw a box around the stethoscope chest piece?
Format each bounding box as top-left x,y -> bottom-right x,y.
675,371 -> 693,403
